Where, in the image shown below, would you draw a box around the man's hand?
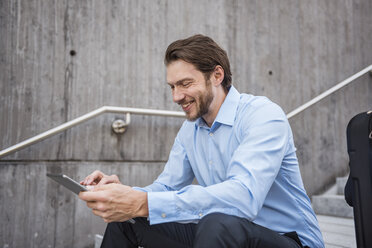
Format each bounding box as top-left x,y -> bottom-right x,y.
80,170 -> 121,186
78,183 -> 148,223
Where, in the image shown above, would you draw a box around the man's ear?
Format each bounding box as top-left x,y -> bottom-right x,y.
212,65 -> 225,86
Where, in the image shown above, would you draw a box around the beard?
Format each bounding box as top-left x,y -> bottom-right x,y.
185,80 -> 214,122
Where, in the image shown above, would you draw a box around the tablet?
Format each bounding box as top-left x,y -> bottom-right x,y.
47,173 -> 136,224
47,173 -> 87,195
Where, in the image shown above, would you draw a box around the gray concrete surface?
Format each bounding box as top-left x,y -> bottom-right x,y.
312,176 -> 353,218
0,161 -> 164,248
317,215 -> 356,248
1,0 -> 372,247
337,177 -> 348,195
313,194 -> 353,218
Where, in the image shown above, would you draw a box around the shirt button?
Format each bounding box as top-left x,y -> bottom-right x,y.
209,160 -> 213,165
161,213 -> 166,218
199,213 -> 203,217
209,133 -> 213,136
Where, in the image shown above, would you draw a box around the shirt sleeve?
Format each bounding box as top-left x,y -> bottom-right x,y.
146,102 -> 291,225
134,126 -> 195,193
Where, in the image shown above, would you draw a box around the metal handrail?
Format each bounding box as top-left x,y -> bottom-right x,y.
0,106 -> 185,158
286,64 -> 372,119
0,64 -> 371,158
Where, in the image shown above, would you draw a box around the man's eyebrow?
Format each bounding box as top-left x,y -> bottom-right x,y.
167,78 -> 194,86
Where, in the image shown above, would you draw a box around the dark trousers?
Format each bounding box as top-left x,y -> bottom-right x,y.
101,213 -> 303,248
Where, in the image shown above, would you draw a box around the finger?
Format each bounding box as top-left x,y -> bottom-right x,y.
86,170 -> 104,184
87,201 -> 108,212
86,185 -> 95,191
92,183 -> 123,192
92,183 -> 113,190
83,170 -> 106,185
79,190 -> 107,202
110,174 -> 120,183
81,180 -> 97,186
92,208 -> 106,218
102,215 -> 113,223
97,175 -> 120,186
86,201 -> 97,209
96,176 -> 111,186
92,209 -> 114,222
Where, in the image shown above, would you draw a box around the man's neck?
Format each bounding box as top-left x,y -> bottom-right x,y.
202,87 -> 228,127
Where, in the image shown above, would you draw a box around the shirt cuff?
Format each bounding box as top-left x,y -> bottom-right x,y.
148,191 -> 179,224
132,186 -> 148,192
147,191 -> 212,225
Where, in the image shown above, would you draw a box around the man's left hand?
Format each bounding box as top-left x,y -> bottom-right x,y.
79,184 -> 148,223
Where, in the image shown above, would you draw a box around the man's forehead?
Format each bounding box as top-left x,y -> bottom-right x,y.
166,78 -> 194,86
167,60 -> 198,73
166,60 -> 201,84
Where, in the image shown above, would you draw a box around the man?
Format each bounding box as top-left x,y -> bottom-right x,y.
79,34 -> 324,248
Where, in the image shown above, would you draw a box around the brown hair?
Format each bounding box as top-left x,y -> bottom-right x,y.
164,34 -> 232,91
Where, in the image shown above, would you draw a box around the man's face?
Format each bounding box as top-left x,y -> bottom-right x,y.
166,60 -> 214,121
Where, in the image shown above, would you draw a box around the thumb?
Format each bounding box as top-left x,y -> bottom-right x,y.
86,185 -> 95,191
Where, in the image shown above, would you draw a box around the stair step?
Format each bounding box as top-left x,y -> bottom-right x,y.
336,176 -> 348,195
312,195 -> 353,218
95,234 -> 103,248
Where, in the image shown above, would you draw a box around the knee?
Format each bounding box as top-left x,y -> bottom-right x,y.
197,212 -> 252,237
198,212 -> 245,231
194,213 -> 251,247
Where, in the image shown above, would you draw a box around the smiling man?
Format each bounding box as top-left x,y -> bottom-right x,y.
79,34 -> 324,248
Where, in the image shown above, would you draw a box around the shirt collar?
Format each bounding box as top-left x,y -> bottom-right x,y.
195,85 -> 240,128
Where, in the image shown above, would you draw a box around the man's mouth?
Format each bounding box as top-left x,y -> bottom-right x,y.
181,101 -> 194,112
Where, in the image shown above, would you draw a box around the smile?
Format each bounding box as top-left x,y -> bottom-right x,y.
181,101 -> 194,111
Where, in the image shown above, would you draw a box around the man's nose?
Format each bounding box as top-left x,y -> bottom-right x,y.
172,88 -> 185,103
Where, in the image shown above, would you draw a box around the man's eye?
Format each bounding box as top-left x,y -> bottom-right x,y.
182,82 -> 191,87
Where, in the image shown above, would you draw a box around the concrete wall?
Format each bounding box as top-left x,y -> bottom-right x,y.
1,0 -> 371,247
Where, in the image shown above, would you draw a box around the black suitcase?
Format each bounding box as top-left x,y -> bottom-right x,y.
345,111 -> 372,248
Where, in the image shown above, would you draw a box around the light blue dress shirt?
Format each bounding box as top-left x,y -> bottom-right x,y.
137,86 -> 324,248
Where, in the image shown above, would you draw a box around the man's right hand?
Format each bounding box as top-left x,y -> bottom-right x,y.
80,170 -> 121,186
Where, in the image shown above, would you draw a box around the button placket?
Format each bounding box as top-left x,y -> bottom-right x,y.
208,130 -> 214,182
